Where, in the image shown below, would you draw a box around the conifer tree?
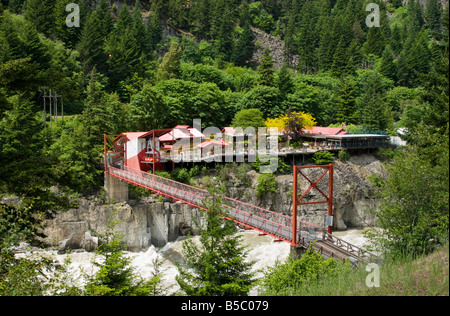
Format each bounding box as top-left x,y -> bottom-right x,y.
408,0 -> 425,34
8,0 -> 23,14
105,5 -> 143,90
0,95 -> 49,194
331,36 -> 355,78
132,0 -> 149,57
190,0 -> 212,38
0,11 -> 24,62
78,10 -> 106,74
96,0 -> 114,37
53,0 -> 88,49
211,2 -> 234,62
297,0 -> 319,74
396,50 -> 412,87
231,20 -> 255,67
257,48 -> 275,86
276,63 -> 293,99
335,79 -> 357,124
176,194 -> 256,296
24,0 -> 54,36
348,39 -> 363,69
357,72 -> 391,131
318,16 -> 334,71
379,45 -> 397,82
390,23 -> 403,56
407,28 -> 432,86
363,26 -> 386,57
425,0 -> 442,35
147,6 -> 162,52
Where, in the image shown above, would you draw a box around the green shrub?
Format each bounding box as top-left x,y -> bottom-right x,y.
172,168 -> 191,184
312,151 -> 334,165
236,163 -> 252,187
252,156 -> 291,174
375,147 -> 397,162
259,246 -> 352,296
338,150 -> 350,161
256,173 -> 279,197
155,170 -> 173,180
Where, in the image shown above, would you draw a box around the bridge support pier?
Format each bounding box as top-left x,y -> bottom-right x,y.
290,245 -> 306,260
105,173 -> 129,203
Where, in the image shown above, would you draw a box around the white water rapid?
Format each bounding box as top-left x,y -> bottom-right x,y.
17,229 -> 370,296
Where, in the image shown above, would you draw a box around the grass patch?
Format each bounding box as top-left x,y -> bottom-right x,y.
267,244 -> 449,296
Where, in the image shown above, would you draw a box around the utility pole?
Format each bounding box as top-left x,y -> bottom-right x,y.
42,88 -> 63,128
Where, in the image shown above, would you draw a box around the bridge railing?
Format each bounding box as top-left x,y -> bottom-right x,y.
322,232 -> 381,264
108,165 -> 294,242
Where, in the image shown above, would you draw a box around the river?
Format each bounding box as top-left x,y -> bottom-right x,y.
40,228 -> 370,295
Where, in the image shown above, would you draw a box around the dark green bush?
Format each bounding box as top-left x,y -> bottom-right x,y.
312,151 -> 335,165
256,173 -> 279,197
338,150 -> 350,161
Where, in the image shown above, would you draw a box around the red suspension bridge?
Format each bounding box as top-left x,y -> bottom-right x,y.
106,163 -> 379,264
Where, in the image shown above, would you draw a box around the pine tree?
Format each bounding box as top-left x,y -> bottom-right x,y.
231,21 -> 255,67
8,0 -> 23,14
147,6 -> 162,52
297,0 -> 319,74
335,79 -> 357,124
211,2 -> 234,62
0,11 -> 24,62
105,5 -> 143,90
390,23 -> 403,56
132,0 -> 149,57
408,0 -> 425,34
24,0 -> 54,36
348,39 -> 363,69
379,45 -> 397,82
318,16 -> 334,71
331,36 -> 355,78
396,50 -> 412,87
176,194 -> 256,296
425,0 -> 442,35
407,27 -> 432,86
284,11 -> 297,57
190,0 -> 213,38
96,0 -> 114,38
0,95 -> 49,194
53,0 -> 84,49
257,48 -> 275,86
276,63 -> 293,98
82,211 -> 164,296
363,26 -> 386,57
77,10 -> 106,74
357,72 -> 390,131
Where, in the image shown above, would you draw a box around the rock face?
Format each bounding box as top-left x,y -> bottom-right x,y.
43,154 -> 386,252
43,198 -> 203,253
225,154 -> 386,230
250,26 -> 299,69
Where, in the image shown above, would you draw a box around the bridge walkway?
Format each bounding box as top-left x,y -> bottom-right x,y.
107,165 -> 379,264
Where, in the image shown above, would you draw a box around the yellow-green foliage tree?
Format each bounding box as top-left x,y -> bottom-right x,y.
265,111 -> 317,136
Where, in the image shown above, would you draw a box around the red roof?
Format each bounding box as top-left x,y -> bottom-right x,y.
123,132 -> 150,141
303,127 -> 349,136
197,140 -> 232,148
159,127 -> 205,142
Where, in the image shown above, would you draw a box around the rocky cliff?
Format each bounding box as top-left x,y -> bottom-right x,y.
42,154 -> 386,253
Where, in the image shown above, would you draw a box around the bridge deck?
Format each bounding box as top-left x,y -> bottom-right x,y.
107,165 -> 379,264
